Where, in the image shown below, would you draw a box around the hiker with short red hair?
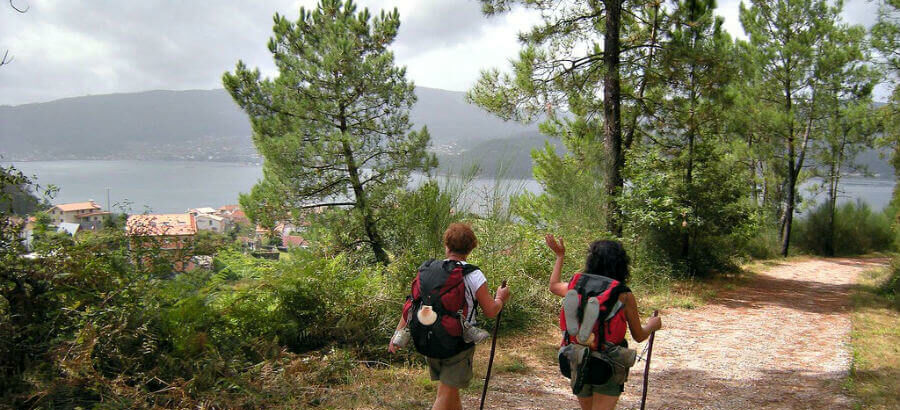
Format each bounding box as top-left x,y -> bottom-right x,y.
389,223 -> 511,410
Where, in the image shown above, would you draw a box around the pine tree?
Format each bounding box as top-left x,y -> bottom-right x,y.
469,0 -> 666,236
633,0 -> 749,269
223,0 -> 435,264
739,0 -> 844,256
872,1 -> 900,178
809,22 -> 879,256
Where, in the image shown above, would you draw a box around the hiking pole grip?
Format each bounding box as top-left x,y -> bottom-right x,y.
479,279 -> 507,410
640,310 -> 659,410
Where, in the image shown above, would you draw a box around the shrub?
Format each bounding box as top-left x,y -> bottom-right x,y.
791,200 -> 893,256
883,257 -> 900,299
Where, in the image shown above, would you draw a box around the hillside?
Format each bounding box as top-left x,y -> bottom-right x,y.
437,131 -> 564,178
1,88 -> 892,179
0,87 -> 537,162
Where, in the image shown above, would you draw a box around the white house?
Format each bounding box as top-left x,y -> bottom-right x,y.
195,213 -> 227,233
188,207 -> 218,215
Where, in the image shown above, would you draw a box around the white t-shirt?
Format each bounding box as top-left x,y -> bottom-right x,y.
452,260 -> 487,325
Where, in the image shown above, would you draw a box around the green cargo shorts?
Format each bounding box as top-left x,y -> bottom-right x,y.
575,372 -> 626,398
426,347 -> 475,389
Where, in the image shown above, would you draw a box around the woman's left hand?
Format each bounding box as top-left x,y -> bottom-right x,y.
545,234 -> 565,257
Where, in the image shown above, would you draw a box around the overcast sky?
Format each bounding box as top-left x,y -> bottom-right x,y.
0,0 -> 883,106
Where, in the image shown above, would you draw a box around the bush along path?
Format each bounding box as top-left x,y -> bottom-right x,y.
463,258 -> 889,410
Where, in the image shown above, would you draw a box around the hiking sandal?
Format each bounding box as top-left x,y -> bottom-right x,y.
563,289 -> 580,336
577,297 -> 600,345
569,344 -> 590,395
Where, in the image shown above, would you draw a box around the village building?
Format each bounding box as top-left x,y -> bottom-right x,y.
126,213 -> 198,271
217,204 -> 241,215
195,213 -> 228,233
47,201 -> 103,225
282,234 -> 309,248
75,211 -> 111,230
9,216 -> 36,250
218,204 -> 251,227
188,207 -> 218,215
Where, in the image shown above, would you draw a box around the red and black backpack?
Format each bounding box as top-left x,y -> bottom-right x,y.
402,259 -> 479,359
559,273 -> 630,351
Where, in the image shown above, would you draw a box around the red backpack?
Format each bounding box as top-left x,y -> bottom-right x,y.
402,259 -> 479,359
559,273 -> 629,351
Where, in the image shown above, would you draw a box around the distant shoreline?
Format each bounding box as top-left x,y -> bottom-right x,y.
6,159 -> 896,181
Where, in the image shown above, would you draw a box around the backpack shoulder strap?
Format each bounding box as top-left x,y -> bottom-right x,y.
461,264 -> 479,276
418,258 -> 438,271
603,283 -> 630,314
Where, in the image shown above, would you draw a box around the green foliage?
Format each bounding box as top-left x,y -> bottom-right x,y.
791,200 -> 893,256
871,0 -> 900,75
3,1 -> 895,407
469,0 -> 668,233
384,179 -> 466,261
884,257 -> 900,299
513,118 -> 608,239
621,145 -> 759,275
224,0 -> 436,264
737,0 -> 877,256
0,165 -> 49,216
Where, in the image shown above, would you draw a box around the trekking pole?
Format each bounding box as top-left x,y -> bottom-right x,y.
479,280 -> 507,410
640,310 -> 659,410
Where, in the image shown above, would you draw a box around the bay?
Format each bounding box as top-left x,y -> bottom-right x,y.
9,160 -> 264,213
5,160 -> 895,215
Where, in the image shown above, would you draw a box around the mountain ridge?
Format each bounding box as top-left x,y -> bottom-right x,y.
0,86 -> 540,163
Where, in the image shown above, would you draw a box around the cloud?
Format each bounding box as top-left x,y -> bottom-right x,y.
0,0 -> 531,105
0,0 -> 884,106
393,0 -> 487,50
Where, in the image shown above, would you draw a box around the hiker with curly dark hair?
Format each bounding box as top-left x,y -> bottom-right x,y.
545,235 -> 662,410
389,223 -> 511,410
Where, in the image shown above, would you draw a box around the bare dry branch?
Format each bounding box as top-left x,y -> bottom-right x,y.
10,0 -> 28,13
0,50 -> 12,67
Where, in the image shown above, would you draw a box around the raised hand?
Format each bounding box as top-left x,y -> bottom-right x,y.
545,234 -> 565,257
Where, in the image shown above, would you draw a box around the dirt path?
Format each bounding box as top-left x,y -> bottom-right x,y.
464,258 -> 888,410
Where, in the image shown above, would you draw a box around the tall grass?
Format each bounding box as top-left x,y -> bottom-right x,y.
791,200 -> 893,256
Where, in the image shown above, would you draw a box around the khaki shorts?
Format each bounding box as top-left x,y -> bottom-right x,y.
426,347 -> 475,388
575,374 -> 625,398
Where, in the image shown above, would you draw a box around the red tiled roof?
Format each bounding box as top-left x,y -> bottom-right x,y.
126,214 -> 197,236
282,235 -> 308,247
224,210 -> 250,225
53,201 -> 101,212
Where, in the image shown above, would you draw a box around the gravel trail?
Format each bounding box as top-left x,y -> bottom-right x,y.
465,258 -> 888,410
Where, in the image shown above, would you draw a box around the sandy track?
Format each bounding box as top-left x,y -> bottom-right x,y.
464,258 -> 888,410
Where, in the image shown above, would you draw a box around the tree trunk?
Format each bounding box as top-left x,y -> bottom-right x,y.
682,15 -> 700,263
826,160 -> 836,257
682,129 -> 694,260
780,77 -> 795,257
827,127 -> 848,257
339,111 -> 389,264
603,0 -> 624,237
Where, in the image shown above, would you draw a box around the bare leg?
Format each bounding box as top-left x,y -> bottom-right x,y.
577,396 -> 593,410
591,393 -> 620,410
432,382 -> 462,410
